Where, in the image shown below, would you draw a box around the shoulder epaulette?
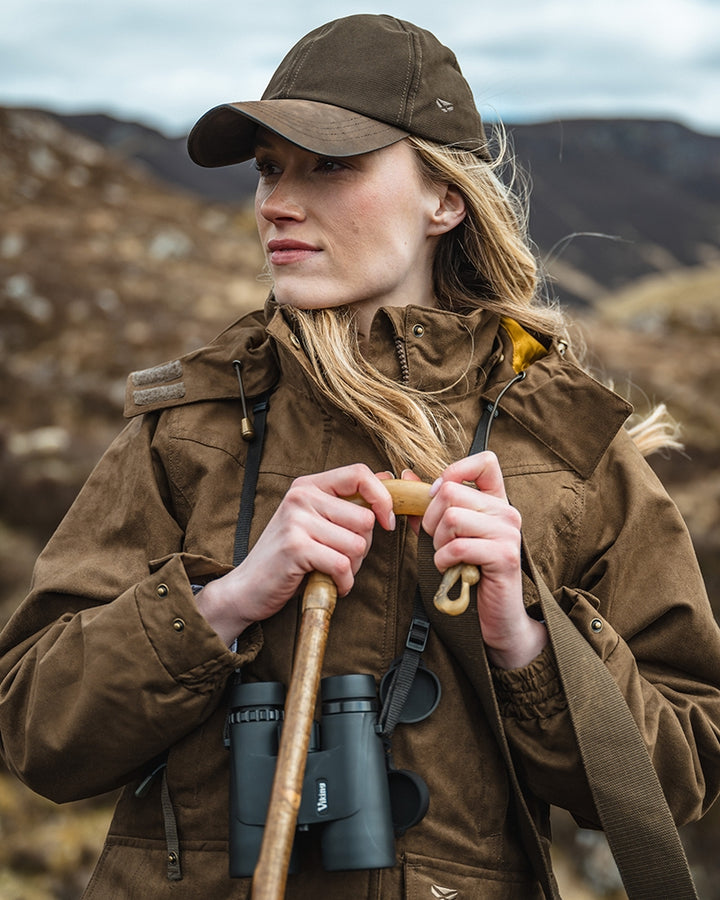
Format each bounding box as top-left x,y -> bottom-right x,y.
129,360 -> 186,409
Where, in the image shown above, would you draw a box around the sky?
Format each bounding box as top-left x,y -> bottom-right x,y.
2,0 -> 720,137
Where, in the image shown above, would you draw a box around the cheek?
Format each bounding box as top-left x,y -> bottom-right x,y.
254,193 -> 265,230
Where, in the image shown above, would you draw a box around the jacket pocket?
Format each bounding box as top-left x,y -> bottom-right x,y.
83,838 -> 246,899
403,851 -> 544,900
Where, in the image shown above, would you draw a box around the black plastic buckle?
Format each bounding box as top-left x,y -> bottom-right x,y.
406,615 -> 430,653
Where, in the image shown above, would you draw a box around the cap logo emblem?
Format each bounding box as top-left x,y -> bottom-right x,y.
435,98 -> 454,113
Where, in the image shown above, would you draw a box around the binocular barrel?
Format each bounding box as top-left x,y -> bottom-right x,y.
228,673 -> 396,877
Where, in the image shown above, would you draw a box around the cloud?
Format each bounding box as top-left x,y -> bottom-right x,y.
1,0 -> 719,135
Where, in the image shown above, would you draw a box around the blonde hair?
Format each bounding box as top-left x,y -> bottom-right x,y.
408,134 -> 564,339
288,130 -> 677,472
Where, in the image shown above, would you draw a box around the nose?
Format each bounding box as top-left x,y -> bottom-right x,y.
256,173 -> 306,224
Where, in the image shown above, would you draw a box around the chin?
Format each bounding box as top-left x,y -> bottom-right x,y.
274,286 -> 352,312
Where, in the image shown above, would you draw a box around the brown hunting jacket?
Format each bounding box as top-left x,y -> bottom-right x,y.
1,303 -> 719,899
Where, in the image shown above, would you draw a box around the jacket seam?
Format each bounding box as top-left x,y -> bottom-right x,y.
555,479 -> 586,589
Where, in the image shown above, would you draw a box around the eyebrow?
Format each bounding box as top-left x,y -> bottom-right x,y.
253,130 -> 282,153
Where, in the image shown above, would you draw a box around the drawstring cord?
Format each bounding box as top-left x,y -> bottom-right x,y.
471,370 -> 527,455
233,359 -> 256,441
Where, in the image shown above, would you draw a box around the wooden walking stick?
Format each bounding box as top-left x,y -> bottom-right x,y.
251,479 -> 476,900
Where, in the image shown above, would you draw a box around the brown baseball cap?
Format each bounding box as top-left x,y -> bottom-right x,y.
187,14 -> 489,167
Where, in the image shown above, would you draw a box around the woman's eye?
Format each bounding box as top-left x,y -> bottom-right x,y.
254,160 -> 279,178
315,157 -> 346,174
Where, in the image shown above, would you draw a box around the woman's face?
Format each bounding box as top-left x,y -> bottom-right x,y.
254,130 -> 465,335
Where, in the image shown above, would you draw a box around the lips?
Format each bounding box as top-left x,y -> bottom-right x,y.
267,239 -> 321,265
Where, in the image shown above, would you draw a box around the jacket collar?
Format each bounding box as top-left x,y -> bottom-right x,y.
484,340 -> 632,479
123,299 -> 631,480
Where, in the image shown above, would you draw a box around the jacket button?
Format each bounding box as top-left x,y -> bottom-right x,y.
290,333 -> 302,349
156,584 -> 169,598
412,324 -> 425,337
172,618 -> 186,633
590,618 -> 603,633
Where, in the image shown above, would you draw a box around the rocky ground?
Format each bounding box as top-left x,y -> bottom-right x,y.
1,107 -> 719,898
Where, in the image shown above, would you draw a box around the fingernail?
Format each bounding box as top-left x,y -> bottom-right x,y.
429,477 -> 442,497
400,469 -> 412,479
388,512 -> 397,531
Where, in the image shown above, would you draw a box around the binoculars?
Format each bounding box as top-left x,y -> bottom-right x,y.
228,673 -> 420,876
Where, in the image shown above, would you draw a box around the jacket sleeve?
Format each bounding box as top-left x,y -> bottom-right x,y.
0,414 -> 263,803
493,431 -> 720,828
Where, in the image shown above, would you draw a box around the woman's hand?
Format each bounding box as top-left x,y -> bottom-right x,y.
417,452 -> 548,670
196,464 -> 395,645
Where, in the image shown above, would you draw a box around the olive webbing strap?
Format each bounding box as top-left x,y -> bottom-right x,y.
417,528 -> 698,900
460,374 -> 696,898
525,551 -> 698,900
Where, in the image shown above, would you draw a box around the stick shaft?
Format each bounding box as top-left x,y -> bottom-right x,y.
251,574 -> 336,900
251,482 -> 431,898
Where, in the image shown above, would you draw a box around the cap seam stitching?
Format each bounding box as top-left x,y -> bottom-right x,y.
283,34 -> 318,99
404,31 -> 422,127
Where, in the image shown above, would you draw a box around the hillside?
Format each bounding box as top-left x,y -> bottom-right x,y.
30,107 -> 720,307
0,105 -> 268,620
0,106 -> 719,899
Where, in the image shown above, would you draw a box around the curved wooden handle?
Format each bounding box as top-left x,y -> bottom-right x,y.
371,478 -> 432,516
251,479 -> 473,899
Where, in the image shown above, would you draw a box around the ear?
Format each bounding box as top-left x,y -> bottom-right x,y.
428,185 -> 466,236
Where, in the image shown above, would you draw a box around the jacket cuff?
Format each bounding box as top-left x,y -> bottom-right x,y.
137,554 -> 263,691
491,644 -> 566,720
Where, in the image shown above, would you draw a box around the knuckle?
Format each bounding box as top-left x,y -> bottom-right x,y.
283,532 -> 307,560
443,506 -> 463,534
349,532 -> 368,557
498,540 -> 521,569
284,478 -> 313,508
346,462 -> 371,483
434,480 -> 456,504
332,556 -> 353,582
505,505 -> 522,530
357,507 -> 376,530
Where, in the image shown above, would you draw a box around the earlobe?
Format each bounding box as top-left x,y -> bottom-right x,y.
429,185 -> 467,235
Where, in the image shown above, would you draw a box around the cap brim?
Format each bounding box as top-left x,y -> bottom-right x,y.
187,98 -> 409,167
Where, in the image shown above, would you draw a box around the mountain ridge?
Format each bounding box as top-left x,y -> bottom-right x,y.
17,106 -> 720,306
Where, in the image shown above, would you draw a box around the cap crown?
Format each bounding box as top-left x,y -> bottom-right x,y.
263,15 -> 486,151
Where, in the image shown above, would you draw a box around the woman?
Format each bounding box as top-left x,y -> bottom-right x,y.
1,14 -> 718,900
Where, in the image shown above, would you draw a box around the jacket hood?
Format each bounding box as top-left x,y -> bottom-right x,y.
123,301 -> 631,479
124,306 -> 279,416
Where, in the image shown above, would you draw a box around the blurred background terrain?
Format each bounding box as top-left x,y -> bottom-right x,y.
0,106 -> 718,898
